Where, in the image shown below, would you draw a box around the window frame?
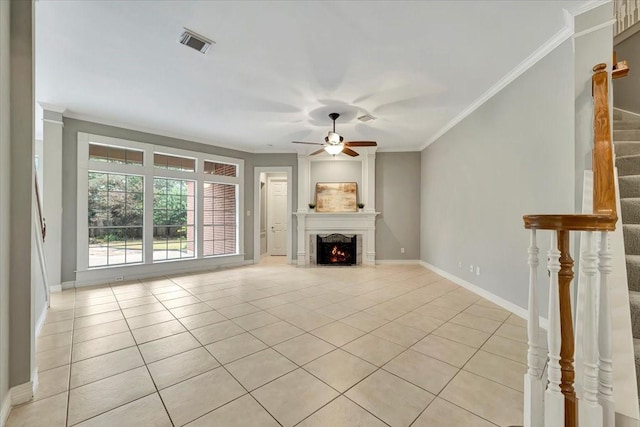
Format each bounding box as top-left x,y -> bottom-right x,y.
77,133 -> 244,282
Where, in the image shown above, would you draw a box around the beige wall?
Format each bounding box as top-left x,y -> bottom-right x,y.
613,28 -> 640,114
9,0 -> 35,392
420,40 -> 575,312
0,0 -> 11,413
375,152 -> 421,260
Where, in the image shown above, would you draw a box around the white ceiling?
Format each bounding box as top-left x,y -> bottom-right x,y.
35,1 -> 596,152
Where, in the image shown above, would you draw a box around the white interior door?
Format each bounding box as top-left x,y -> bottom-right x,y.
267,178 -> 287,256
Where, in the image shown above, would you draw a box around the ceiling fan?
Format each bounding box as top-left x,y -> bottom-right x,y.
292,112 -> 377,157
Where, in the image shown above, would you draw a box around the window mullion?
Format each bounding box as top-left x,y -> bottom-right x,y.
143,149 -> 154,265
196,165 -> 204,259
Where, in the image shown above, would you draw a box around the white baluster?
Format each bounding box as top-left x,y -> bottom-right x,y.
525,229 -> 544,427
597,231 -> 615,427
545,231 -> 564,427
579,231 -> 603,427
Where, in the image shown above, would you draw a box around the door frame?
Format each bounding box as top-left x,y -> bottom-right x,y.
253,166 -> 292,264
266,175 -> 287,256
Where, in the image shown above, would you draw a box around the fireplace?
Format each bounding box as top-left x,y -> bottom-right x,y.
317,234 -> 357,265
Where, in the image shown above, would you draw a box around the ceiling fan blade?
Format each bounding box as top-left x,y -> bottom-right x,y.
345,141 -> 377,147
292,141 -> 324,146
342,147 -> 360,157
310,148 -> 326,156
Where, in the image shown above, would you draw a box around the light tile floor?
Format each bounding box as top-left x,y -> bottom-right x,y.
8,258 -> 529,427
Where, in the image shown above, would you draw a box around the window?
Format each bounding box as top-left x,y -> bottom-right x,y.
204,161 -> 237,177
203,182 -> 237,256
88,172 -> 143,267
153,178 -> 195,260
78,133 -> 244,276
89,143 -> 143,165
154,153 -> 195,172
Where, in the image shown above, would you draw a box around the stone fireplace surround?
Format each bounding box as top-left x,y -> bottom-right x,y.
295,146 -> 378,266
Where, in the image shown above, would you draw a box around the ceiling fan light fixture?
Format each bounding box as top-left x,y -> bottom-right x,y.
324,143 -> 344,156
327,131 -> 341,144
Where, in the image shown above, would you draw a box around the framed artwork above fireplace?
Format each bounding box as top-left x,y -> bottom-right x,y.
315,182 -> 357,212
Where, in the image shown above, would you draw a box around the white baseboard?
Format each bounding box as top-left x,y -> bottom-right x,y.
419,261 -> 549,330
49,283 -> 62,293
0,391 -> 11,427
71,256 -> 251,288
35,305 -> 48,339
376,259 -> 421,265
10,380 -> 33,406
61,281 -> 75,290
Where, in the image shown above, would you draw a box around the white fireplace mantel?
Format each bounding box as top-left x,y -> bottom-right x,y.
295,212 -> 379,266
295,146 -> 378,266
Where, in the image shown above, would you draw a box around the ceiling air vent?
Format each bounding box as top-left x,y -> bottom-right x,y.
179,28 -> 214,54
357,114 -> 376,122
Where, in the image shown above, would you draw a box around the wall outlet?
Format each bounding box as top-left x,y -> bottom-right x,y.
469,265 -> 474,273
476,266 -> 480,276
114,276 -> 124,282
458,261 -> 462,269
400,247 -> 405,254
247,210 -> 251,216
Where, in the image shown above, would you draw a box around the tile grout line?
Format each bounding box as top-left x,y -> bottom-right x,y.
117,276 -> 177,427
46,266 -> 524,427
405,307 -> 518,427
153,278 -> 285,427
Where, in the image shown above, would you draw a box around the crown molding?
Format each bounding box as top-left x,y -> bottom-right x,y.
62,111 -> 256,154
418,24 -> 574,151
37,102 -> 66,114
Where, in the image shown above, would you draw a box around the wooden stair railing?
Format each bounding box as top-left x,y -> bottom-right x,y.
522,63 -> 617,427
35,174 -> 46,242
612,52 -> 630,80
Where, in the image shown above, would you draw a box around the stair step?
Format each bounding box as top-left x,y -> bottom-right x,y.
630,291 -> 640,339
635,338 -> 640,397
615,129 -> 640,141
614,121 -> 640,130
616,155 -> 640,176
619,176 -> 640,198
622,198 -> 640,224
628,255 -> 640,292
615,141 -> 640,157
623,224 -> 640,255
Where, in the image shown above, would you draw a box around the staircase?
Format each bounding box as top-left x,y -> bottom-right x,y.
614,109 -> 640,400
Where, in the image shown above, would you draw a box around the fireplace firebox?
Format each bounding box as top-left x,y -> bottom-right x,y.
317,234 -> 357,265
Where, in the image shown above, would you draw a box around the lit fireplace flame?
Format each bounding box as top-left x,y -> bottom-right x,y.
330,245 -> 347,262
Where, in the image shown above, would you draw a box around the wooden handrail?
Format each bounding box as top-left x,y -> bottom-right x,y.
34,175 -> 46,241
523,214 -> 615,231
522,63 -> 618,427
592,63 -> 617,220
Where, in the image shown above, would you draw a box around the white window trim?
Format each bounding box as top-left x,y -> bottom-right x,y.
76,132 -> 244,285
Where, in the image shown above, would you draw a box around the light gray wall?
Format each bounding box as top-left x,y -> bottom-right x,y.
575,2 -> 613,212
0,0 -> 10,409
310,160 -> 362,202
375,152 -> 421,260
420,40 -> 575,311
9,0 -> 35,390
61,118 -> 297,283
613,29 -> 640,114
